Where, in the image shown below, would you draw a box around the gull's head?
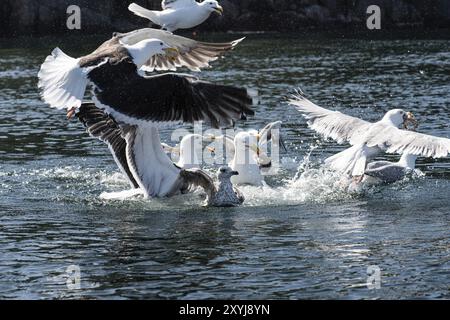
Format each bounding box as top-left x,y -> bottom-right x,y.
200,0 -> 223,15
126,39 -> 178,68
382,109 -> 418,130
179,134 -> 203,155
217,166 -> 239,181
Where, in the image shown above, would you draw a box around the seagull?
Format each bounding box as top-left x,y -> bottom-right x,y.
288,93 -> 446,178
180,166 -> 245,207
38,28 -> 245,115
128,1 -> 224,32
76,101 -> 252,198
211,121 -> 287,186
161,134 -> 216,169
39,31 -> 254,198
361,153 -> 419,184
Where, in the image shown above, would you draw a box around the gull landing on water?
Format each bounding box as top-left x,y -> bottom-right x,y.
290,93 -> 450,178
128,0 -> 224,33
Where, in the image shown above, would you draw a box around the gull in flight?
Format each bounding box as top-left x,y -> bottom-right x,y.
128,0 -> 223,32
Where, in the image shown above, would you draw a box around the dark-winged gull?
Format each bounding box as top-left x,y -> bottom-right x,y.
76,101 -> 252,198
38,28 -> 245,114
128,1 -> 223,32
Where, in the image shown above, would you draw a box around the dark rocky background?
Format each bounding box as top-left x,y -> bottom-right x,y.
1,0 -> 450,37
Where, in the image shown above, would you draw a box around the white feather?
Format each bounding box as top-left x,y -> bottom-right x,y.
38,48 -> 88,110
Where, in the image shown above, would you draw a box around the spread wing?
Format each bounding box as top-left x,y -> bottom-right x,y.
364,126 -> 450,158
179,168 -> 217,200
87,58 -> 254,129
162,0 -> 195,10
291,93 -> 450,159
117,28 -> 244,72
76,103 -> 140,188
290,93 -> 373,144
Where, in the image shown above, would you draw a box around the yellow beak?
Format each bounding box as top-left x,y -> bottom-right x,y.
214,6 -> 223,15
249,144 -> 260,155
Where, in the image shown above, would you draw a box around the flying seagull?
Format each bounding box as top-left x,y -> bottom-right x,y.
76,101 -> 252,199
288,93 -> 450,177
128,1 -> 223,32
38,28 -> 245,115
181,166 -> 245,207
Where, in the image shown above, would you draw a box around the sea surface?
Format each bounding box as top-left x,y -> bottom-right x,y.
0,33 -> 449,299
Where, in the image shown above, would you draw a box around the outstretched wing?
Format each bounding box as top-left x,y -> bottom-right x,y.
118,28 -> 244,72
291,93 -> 450,159
364,126 -> 450,158
76,103 -> 140,188
290,93 -> 372,144
162,0 -> 196,10
179,168 -> 216,200
88,58 -> 254,129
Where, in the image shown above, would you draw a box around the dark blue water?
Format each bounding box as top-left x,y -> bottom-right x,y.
0,34 -> 449,299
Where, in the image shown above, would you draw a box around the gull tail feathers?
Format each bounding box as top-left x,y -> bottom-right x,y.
38,48 -> 87,110
325,145 -> 363,175
128,3 -> 162,25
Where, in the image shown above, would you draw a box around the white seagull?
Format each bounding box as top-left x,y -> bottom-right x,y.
161,134 -> 216,169
290,93 -> 443,177
212,121 -> 286,186
39,31 -> 253,199
128,1 -> 223,32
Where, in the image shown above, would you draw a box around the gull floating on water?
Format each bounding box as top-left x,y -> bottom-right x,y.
161,134 -> 215,169
289,92 -> 450,177
362,153 -> 419,184
212,121 -> 286,186
128,1 -> 224,33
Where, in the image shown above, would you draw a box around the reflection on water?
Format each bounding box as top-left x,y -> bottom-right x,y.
0,34 -> 449,299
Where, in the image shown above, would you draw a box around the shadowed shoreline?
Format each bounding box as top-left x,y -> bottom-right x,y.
1,0 -> 450,38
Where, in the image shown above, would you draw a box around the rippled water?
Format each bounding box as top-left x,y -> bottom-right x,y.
0,34 -> 449,299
